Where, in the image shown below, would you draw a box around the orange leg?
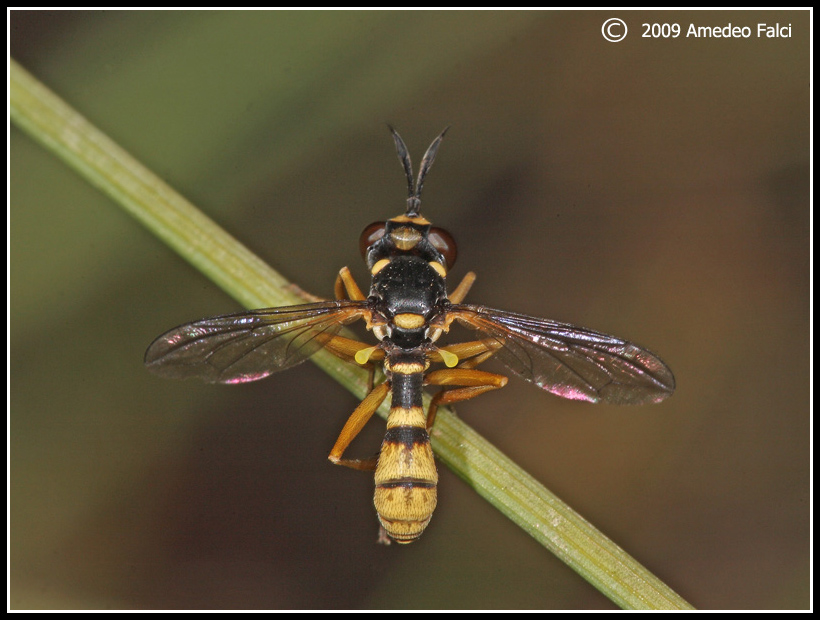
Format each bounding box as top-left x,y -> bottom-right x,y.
448,271 -> 476,304
322,333 -> 384,392
424,368 -> 508,429
328,381 -> 391,471
324,334 -> 384,364
335,266 -> 367,301
433,338 -> 503,370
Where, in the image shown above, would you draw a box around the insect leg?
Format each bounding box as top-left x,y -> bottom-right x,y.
328,381 -> 391,471
323,334 -> 384,391
423,368 -> 508,429
323,334 -> 384,363
436,338 -> 504,369
448,271 -> 477,304
334,266 -> 367,301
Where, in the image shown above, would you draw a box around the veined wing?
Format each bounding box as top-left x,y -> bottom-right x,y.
145,301 -> 369,384
449,305 -> 675,405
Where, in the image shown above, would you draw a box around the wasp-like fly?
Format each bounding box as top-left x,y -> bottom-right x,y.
145,128 -> 675,544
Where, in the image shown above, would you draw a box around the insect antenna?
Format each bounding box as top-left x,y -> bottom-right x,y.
414,127 -> 449,212
388,126 -> 415,210
388,126 -> 449,217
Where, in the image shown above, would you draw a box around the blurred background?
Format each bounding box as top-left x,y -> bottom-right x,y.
10,10 -> 808,610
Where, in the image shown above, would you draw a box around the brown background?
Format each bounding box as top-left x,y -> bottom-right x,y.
11,10 -> 809,609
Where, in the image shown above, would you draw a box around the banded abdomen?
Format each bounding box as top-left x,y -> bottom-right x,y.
373,352 -> 438,543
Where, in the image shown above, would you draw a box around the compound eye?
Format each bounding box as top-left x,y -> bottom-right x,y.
359,221 -> 386,258
429,226 -> 457,269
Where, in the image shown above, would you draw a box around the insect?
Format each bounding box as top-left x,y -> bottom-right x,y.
145,128 -> 675,544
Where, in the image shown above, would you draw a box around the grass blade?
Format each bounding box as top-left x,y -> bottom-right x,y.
11,58 -> 693,609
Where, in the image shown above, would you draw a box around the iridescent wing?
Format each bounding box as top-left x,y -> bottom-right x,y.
448,305 -> 675,405
145,301 -> 369,384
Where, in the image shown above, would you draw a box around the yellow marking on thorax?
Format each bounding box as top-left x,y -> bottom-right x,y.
387,360 -> 428,375
393,313 -> 426,330
371,258 -> 390,275
428,261 -> 447,278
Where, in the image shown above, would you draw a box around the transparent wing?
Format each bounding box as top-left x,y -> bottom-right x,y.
145,301 -> 369,384
449,305 -> 675,405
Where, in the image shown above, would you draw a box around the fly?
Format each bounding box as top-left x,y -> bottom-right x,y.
145,128 -> 675,544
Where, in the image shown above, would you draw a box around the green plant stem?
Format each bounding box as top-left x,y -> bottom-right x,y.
11,58 -> 694,610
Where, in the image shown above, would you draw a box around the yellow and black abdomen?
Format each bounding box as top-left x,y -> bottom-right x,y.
373,354 -> 438,544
